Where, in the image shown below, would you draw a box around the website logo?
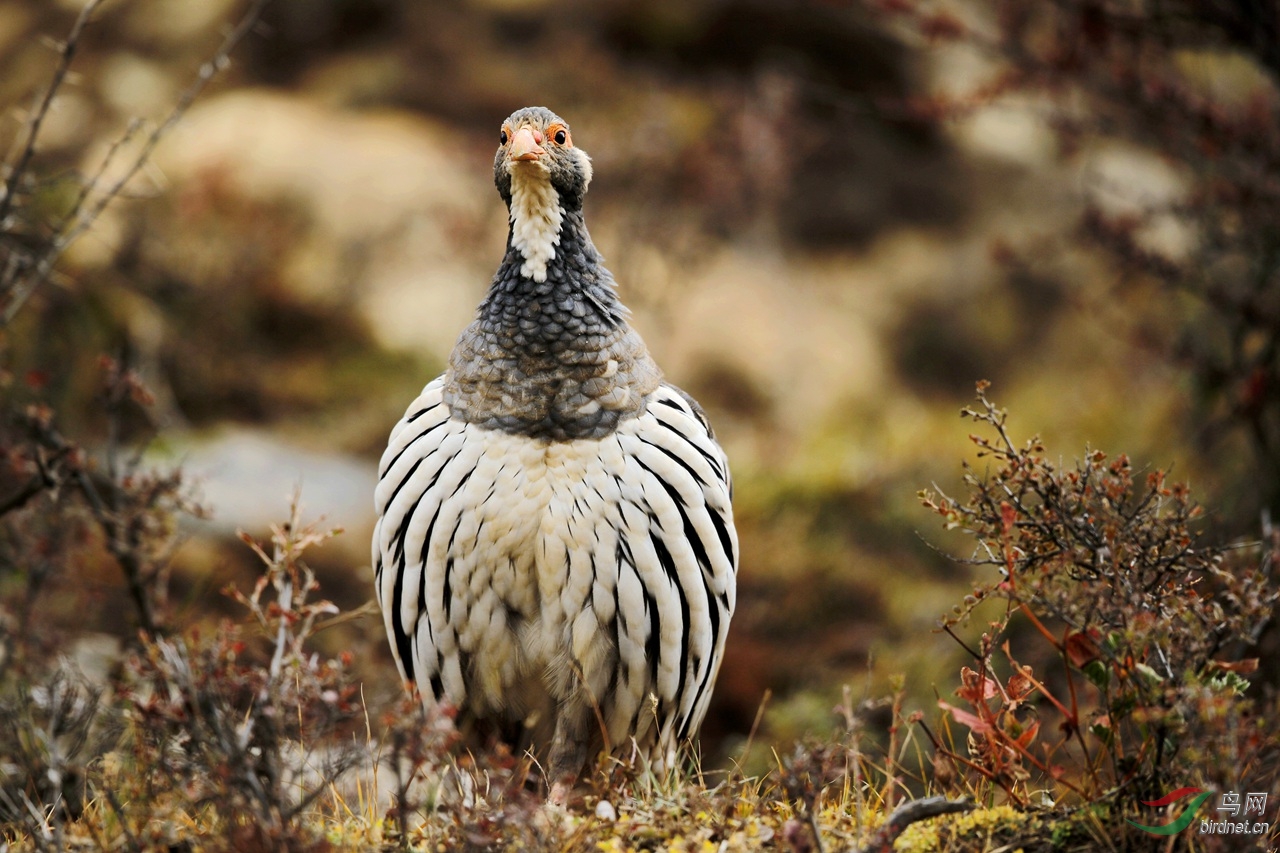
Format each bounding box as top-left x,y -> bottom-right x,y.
1127,787 -> 1213,836
1128,787 -> 1271,837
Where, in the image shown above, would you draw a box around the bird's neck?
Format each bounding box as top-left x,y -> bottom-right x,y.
507,166 -> 566,285
479,163 -> 631,341
442,199 -> 662,440
485,205 -> 625,327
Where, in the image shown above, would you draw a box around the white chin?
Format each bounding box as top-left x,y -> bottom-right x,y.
509,165 -> 563,283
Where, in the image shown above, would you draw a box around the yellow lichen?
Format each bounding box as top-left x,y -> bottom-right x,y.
893,804 -> 1037,852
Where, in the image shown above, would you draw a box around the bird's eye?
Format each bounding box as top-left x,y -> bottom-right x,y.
553,129 -> 567,145
500,129 -> 508,145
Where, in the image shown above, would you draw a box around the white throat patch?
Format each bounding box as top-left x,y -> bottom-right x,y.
509,165 -> 563,283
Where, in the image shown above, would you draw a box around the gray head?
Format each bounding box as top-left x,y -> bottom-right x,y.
444,107 -> 661,438
493,107 -> 593,211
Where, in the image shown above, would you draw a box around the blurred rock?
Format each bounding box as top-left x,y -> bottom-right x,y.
1173,47 -> 1280,113
953,102 -> 1058,167
155,89 -> 491,357
34,90 -> 94,152
166,428 -> 376,538
100,52 -> 175,118
1084,140 -> 1194,262
159,89 -> 482,246
643,249 -> 884,438
119,0 -> 241,44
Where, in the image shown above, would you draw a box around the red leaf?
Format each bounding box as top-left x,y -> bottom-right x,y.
919,11 -> 966,41
24,369 -> 48,391
1013,719 -> 1040,749
1007,670 -> 1034,702
1064,629 -> 1101,668
939,700 -> 993,733
956,666 -> 999,703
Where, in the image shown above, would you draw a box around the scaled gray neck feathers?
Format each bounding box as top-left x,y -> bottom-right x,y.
443,208 -> 662,440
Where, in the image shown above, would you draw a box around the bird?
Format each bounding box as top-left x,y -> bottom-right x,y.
372,106 -> 737,801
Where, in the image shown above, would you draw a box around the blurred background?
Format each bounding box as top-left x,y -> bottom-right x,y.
4,0 -> 1279,767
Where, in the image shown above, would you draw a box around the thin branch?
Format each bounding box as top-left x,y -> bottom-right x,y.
63,119 -> 145,223
23,410 -> 165,636
0,0 -> 106,227
1,0 -> 271,325
0,473 -> 52,517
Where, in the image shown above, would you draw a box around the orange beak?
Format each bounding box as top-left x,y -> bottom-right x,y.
509,126 -> 545,161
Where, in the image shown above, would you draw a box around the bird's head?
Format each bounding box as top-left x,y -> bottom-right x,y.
493,106 -> 593,211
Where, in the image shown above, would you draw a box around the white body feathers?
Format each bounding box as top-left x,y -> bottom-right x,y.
373,376 -> 737,763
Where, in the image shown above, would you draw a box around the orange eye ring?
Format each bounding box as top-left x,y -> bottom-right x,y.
547,124 -> 570,146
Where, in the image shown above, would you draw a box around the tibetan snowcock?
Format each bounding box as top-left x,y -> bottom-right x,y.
373,106 -> 737,802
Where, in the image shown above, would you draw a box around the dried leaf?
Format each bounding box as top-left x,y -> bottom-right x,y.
1209,658 -> 1259,674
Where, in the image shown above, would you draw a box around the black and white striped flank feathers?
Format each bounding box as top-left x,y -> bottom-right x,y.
372,107 -> 737,798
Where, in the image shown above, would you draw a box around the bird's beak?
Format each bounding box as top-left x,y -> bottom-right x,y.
509,127 -> 545,162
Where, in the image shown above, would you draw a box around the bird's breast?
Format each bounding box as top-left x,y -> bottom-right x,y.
465,427 -> 625,575
443,318 -> 662,440
449,424 -> 628,706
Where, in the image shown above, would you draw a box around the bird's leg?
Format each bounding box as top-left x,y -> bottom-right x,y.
546,701 -> 593,806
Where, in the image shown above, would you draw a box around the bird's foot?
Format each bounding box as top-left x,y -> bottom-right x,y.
548,778 -> 574,807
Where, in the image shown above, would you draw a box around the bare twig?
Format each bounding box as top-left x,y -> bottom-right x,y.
0,472 -> 53,518
0,0 -> 106,227
0,0 -> 271,325
855,795 -> 975,853
19,395 -> 193,637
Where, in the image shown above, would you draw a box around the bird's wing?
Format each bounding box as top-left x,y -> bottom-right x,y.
372,374 -> 472,702
610,382 -> 738,753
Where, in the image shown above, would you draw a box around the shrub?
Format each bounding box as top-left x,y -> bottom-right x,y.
116,501 -> 358,850
920,383 -> 1279,820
